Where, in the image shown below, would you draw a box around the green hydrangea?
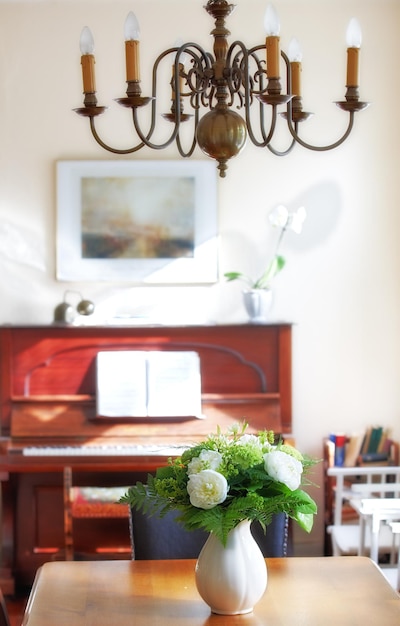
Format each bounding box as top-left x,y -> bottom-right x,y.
120,421 -> 318,545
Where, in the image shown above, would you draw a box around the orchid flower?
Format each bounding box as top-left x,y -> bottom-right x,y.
225,204 -> 306,289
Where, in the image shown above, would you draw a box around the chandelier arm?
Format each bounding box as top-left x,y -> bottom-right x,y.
132,108 -> 180,150
127,49 -> 183,150
183,46 -> 215,112
260,62 -> 297,154
245,47 -> 282,146
175,97 -> 200,157
89,117 -> 145,154
246,102 -> 280,147
266,137 -> 297,156
238,46 -> 280,148
147,48 -> 176,138
285,110 -> 356,151
131,44 -> 211,151
175,130 -> 198,158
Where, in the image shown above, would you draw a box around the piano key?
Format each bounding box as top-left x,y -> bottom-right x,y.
22,444 -> 190,457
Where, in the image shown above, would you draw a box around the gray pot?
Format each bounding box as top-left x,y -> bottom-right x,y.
242,289 -> 273,323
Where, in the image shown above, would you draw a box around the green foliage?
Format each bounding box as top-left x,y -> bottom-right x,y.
253,255 -> 286,289
224,255 -> 286,289
119,422 -> 318,546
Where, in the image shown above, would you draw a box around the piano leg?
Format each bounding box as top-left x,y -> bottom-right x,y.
63,467 -> 74,561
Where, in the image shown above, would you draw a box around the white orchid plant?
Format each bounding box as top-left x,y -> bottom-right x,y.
120,422 -> 317,546
224,204 -> 306,290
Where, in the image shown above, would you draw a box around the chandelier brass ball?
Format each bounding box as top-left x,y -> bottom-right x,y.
196,109 -> 247,177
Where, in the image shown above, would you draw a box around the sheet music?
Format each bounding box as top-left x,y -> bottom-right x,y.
96,352 -> 147,417
96,351 -> 202,419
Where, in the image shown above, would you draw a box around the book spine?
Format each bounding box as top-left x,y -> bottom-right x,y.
359,452 -> 389,463
330,433 -> 347,466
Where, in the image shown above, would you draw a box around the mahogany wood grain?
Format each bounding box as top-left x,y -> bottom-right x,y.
0,324 -> 292,437
0,323 -> 292,589
22,557 -> 400,626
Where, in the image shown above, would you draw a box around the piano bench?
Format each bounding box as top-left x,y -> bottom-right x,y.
69,487 -> 130,518
63,468 -> 130,560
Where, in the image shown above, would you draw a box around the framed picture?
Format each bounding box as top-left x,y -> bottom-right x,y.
56,160 -> 218,283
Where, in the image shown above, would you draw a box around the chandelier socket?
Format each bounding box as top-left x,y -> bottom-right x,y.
74,105 -> 107,117
280,96 -> 313,123
115,96 -> 154,109
256,93 -> 292,107
162,113 -> 192,123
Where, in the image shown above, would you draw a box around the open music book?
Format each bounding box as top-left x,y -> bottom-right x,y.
96,350 -> 203,419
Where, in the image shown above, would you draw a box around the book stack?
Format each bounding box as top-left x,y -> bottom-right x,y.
357,426 -> 394,465
344,433 -> 365,467
341,426 -> 394,467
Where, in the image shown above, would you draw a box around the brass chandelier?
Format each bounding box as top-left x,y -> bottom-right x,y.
75,1 -> 368,177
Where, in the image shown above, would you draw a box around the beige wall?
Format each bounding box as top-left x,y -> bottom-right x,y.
0,0 -> 399,555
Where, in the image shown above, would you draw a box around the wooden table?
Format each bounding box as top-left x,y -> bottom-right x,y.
22,557 -> 400,625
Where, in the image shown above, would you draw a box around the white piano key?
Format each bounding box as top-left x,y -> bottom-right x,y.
22,444 -> 190,457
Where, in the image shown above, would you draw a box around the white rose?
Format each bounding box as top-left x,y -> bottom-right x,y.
187,449 -> 222,475
264,450 -> 303,491
236,434 -> 262,447
187,469 -> 228,509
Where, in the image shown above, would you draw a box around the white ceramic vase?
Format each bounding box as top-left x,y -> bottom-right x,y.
242,289 -> 273,323
195,520 -> 267,615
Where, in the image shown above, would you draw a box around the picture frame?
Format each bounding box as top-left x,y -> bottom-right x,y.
56,160 -> 218,283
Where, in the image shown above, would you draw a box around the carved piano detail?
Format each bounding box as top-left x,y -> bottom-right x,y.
0,323 -> 292,589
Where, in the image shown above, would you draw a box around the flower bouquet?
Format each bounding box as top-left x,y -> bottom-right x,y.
120,422 -> 317,546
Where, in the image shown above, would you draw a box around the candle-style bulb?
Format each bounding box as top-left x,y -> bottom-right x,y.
80,26 -> 94,55
79,26 -> 96,95
346,18 -> 362,48
264,4 -> 281,80
288,38 -> 302,97
346,18 -> 362,88
288,38 -> 302,62
124,11 -> 140,41
264,4 -> 280,36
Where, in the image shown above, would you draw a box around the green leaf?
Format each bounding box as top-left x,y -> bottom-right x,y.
293,512 -> 314,533
293,489 -> 318,513
224,271 -> 244,282
155,465 -> 176,479
224,271 -> 252,286
254,255 -> 285,289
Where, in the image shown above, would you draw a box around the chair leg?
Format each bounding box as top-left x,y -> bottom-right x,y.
63,467 -> 74,561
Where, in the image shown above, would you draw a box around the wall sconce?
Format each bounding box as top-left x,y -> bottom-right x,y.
53,291 -> 95,325
75,2 -> 368,178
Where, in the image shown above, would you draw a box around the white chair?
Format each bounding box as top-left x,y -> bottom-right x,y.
326,466 -> 400,558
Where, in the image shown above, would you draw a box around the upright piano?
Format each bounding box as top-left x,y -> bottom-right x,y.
0,323 -> 292,590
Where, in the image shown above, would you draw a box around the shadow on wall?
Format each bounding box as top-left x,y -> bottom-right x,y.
285,181 -> 343,253
223,180 -> 343,275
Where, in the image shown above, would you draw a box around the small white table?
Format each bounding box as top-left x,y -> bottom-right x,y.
349,498 -> 400,563
388,521 -> 400,591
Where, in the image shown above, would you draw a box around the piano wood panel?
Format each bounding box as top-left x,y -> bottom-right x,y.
0,323 -> 293,589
